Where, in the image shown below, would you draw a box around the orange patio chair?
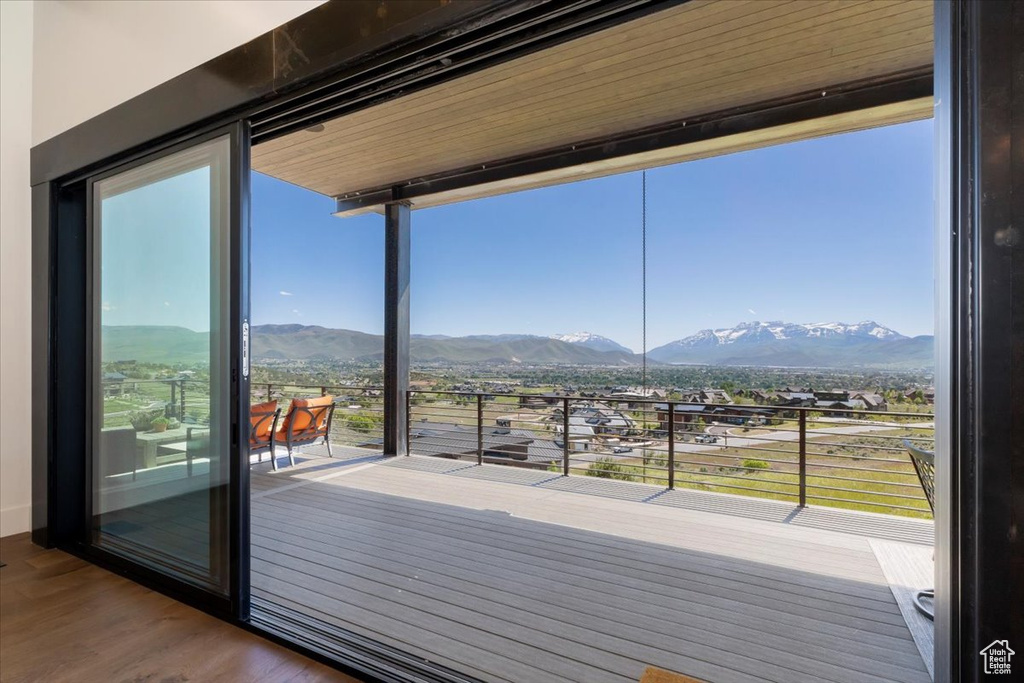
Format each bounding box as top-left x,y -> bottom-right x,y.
274,395 -> 336,467
249,400 -> 282,470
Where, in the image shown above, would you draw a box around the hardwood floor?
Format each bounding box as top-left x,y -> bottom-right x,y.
0,533 -> 358,683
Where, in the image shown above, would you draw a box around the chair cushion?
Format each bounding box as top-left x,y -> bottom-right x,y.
252,400 -> 277,415
250,400 -> 278,445
279,395 -> 333,438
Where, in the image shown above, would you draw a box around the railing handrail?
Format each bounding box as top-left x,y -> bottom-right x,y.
100,377 -> 200,385
406,386 -> 935,516
256,382 -> 383,392
406,388 -> 934,420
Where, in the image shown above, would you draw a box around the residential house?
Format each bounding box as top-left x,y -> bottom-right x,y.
102,372 -> 127,397
654,403 -> 708,432
852,392 -> 887,411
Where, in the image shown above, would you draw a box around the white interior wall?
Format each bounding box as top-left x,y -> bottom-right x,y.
32,0 -> 326,145
0,0 -> 323,538
0,0 -> 36,538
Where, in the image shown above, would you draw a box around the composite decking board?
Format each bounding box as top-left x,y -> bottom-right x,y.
249,513 -> 930,682
252,491 -> 912,641
251,456 -> 929,574
255,465 -> 904,594
251,497 -> 901,626
252,543 -> 920,683
253,558 -> 638,683
249,520 -> 921,666
376,456 -> 933,545
384,453 -> 930,534
253,491 -> 913,634
256,476 -> 889,595
249,455 -> 932,681
247,493 -> 929,683
324,469 -> 894,574
249,521 -> 925,682
870,539 -> 935,679
251,498 -> 914,648
254,483 -> 904,615
250,589 -> 519,683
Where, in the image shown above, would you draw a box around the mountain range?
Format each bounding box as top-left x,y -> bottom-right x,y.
647,321 -> 933,368
100,320 -> 934,368
252,326 -> 637,365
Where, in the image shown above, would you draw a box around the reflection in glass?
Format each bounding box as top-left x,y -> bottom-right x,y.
92,136 -> 231,594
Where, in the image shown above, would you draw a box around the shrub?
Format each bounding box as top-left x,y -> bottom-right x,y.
129,409 -> 161,432
643,451 -> 666,468
585,457 -> 638,482
741,459 -> 770,471
347,412 -> 382,434
151,417 -> 170,427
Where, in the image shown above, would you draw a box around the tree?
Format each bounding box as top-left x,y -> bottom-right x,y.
347,412 -> 382,434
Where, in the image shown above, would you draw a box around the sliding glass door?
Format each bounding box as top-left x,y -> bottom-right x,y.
88,127 -> 249,607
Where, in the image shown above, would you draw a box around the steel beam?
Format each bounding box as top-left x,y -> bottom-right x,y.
383,201 -> 411,457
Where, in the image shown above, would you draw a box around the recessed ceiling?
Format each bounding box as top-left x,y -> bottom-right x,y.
252,0 -> 933,206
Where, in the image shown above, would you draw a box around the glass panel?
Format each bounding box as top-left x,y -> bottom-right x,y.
92,136 -> 232,594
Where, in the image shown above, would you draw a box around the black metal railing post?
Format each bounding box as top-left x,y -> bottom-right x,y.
321,385 -> 327,397
562,396 -> 570,476
667,402 -> 675,489
179,380 -> 186,422
798,409 -> 807,507
476,393 -> 484,465
405,390 -> 411,456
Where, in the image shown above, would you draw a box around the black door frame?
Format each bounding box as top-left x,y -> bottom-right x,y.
50,121 -> 252,617
28,1 -> 1022,679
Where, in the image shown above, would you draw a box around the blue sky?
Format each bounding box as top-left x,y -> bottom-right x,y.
101,166 -> 213,331
252,119 -> 934,351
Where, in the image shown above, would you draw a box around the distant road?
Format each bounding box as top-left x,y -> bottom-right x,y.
624,421 -> 933,457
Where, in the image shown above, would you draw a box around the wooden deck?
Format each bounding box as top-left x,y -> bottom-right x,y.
251,449 -> 934,683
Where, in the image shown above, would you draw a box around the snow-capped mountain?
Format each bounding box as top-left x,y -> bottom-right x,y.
648,321 -> 930,368
662,321 -> 905,348
551,332 -> 633,354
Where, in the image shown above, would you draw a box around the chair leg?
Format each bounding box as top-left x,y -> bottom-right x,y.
270,447 -> 278,472
914,589 -> 934,620
287,446 -> 295,468
325,437 -> 333,458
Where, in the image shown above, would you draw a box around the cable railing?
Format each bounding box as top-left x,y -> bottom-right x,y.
254,382 -> 385,449
100,377 -> 210,428
406,390 -> 934,518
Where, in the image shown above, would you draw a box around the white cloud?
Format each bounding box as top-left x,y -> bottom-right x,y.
280,290 -> 293,296
292,309 -> 301,316
101,302 -> 114,312
748,308 -> 757,315
164,301 -> 171,307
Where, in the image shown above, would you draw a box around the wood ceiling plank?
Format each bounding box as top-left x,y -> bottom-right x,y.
252,0 -> 933,200
285,10 -> 931,176
268,35 -> 932,191
252,0 -> 765,162
253,0 -> 881,168
341,97 -> 932,215
257,7 -> 929,184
